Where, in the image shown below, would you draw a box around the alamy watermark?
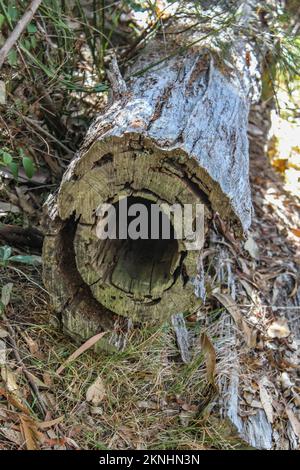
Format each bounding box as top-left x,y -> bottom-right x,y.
95,197 -> 205,251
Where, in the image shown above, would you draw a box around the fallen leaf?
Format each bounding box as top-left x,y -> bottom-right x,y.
86,376 -> 106,406
90,406 -> 103,415
19,415 -> 42,450
56,331 -> 106,375
42,372 -> 53,387
21,333 -> 41,357
0,387 -> 30,414
286,406 -> 300,439
200,332 -> 217,387
43,435 -> 66,448
136,400 -> 157,410
1,282 -> 13,307
0,427 -> 23,446
244,235 -> 260,259
291,228 -> 300,238
1,366 -> 19,394
259,380 -> 273,424
38,416 -> 64,429
0,327 -> 9,338
242,319 -> 258,349
280,372 -> 294,390
213,292 -> 257,348
267,318 -> 290,339
171,313 -> 191,364
213,292 -> 241,325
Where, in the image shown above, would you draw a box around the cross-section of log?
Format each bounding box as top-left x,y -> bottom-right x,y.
42,1 -> 262,346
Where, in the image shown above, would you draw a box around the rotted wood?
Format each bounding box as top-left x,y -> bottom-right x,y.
42,1 -> 263,349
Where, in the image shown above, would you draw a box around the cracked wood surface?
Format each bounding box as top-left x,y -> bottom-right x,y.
42,1 -> 263,348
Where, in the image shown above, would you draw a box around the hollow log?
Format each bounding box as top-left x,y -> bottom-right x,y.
42,1 -> 262,347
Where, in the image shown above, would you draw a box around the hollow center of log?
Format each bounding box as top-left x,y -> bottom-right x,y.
98,196 -> 181,300
60,145 -> 206,321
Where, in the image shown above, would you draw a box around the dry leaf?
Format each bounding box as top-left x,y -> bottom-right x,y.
213,292 -> 257,348
244,235 -> 259,259
213,292 -> 241,325
267,318 -> 290,339
242,320 -> 258,349
200,332 -> 216,386
259,380 -> 273,424
22,333 -> 41,358
56,331 -> 106,375
0,387 -> 30,415
280,372 -> 294,390
42,372 -> 53,387
171,313 -> 191,364
0,327 -> 9,338
136,400 -> 157,410
0,427 -> 23,446
1,366 -> 19,394
1,283 -> 13,306
86,376 -> 106,406
38,416 -> 64,429
291,228 -> 300,238
286,406 -> 300,439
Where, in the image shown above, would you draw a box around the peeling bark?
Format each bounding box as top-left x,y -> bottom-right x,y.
42,1 -> 263,348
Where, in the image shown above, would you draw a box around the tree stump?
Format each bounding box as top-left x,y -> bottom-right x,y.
42,1 -> 262,349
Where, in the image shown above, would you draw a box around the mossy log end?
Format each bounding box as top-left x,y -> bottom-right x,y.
42,3 -> 262,348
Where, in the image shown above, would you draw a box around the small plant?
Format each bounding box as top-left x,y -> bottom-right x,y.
0,147 -> 36,180
0,245 -> 42,267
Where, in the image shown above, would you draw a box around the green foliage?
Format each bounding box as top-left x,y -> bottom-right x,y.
0,147 -> 17,178
0,245 -> 42,267
0,147 -> 35,180
7,48 -> 17,66
0,0 -> 109,91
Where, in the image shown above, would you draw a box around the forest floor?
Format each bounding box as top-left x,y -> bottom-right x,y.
0,99 -> 299,449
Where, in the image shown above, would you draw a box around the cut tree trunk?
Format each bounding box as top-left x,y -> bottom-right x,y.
42,2 -> 262,348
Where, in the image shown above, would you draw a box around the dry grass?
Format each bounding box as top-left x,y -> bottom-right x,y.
0,264 -> 247,450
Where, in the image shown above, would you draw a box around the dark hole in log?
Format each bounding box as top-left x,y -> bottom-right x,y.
97,196 -> 181,300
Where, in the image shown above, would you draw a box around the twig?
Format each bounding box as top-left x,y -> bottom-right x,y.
0,0 -> 43,69
2,315 -> 47,417
21,115 -> 73,156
